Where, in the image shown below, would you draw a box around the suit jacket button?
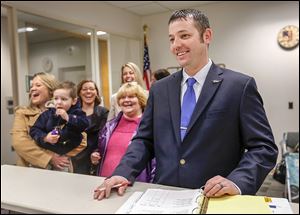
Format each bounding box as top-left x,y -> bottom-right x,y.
180,159 -> 186,165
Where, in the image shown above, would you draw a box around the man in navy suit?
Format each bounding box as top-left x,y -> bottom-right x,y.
94,9 -> 278,200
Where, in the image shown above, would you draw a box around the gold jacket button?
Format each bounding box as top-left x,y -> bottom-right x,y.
180,159 -> 186,165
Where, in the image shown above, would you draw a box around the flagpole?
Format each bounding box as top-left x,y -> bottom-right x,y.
143,24 -> 148,44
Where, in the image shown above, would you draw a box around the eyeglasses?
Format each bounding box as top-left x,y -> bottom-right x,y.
81,88 -> 96,92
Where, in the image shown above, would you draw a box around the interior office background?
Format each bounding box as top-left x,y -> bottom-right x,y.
1,1 -> 299,166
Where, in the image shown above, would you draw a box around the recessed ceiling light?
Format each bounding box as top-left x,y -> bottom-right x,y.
87,31 -> 107,36
18,27 -> 37,33
96,31 -> 106,35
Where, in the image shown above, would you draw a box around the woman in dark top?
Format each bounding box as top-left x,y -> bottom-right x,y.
71,80 -> 108,175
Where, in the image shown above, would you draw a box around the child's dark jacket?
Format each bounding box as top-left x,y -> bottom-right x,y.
30,102 -> 88,155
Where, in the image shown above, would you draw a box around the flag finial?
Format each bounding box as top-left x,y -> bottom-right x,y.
143,25 -> 148,34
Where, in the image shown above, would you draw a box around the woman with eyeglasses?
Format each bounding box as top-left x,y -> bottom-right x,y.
71,80 -> 109,175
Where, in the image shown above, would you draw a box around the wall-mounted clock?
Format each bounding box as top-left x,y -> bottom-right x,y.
42,57 -> 53,73
277,25 -> 299,49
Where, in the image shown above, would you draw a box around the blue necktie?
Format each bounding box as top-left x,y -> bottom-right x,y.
180,78 -> 196,141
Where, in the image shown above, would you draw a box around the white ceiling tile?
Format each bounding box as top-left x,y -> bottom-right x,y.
157,1 -> 216,10
104,1 -> 219,16
104,1 -> 153,9
126,3 -> 170,16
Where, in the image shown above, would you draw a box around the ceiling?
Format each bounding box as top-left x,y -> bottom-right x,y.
104,1 -> 219,16
2,1 -> 219,44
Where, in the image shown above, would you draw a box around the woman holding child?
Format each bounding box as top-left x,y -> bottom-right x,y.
11,72 -> 86,170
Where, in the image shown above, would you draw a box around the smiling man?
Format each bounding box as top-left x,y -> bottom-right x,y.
93,9 -> 278,200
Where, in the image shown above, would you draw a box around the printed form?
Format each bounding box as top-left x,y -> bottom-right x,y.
116,189 -> 200,214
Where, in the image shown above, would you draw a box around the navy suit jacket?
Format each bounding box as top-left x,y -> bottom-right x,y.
113,63 -> 278,195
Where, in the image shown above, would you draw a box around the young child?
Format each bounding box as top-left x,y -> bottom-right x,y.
30,81 -> 89,172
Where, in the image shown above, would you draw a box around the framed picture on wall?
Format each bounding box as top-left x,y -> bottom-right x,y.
25,75 -> 34,93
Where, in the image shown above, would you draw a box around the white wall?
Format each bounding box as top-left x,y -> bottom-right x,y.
17,20 -> 30,106
35,34 -> 143,99
29,38 -> 91,81
142,1 -> 299,153
109,34 -> 142,94
1,17 -> 17,165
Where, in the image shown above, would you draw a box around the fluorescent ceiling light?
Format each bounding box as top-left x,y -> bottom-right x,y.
18,27 -> 37,33
87,31 -> 107,36
96,31 -> 106,35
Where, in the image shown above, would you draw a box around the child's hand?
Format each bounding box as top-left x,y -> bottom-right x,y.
43,132 -> 60,144
56,108 -> 69,122
91,152 -> 101,165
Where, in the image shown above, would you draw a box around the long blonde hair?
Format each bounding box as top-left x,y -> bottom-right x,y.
121,62 -> 146,89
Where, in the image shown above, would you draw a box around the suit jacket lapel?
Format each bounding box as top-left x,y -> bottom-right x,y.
186,64 -> 223,136
168,71 -> 182,145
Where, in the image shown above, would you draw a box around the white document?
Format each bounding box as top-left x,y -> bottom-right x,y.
115,192 -> 144,214
268,197 -> 294,214
116,189 -> 200,214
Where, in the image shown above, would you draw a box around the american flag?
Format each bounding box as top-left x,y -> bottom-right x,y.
143,38 -> 151,90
